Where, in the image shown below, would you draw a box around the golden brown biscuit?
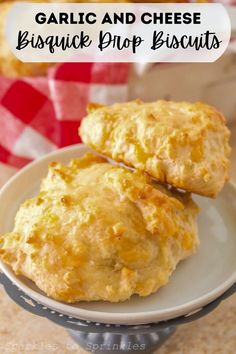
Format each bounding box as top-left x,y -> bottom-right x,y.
0,153 -> 199,303
80,100 -> 231,198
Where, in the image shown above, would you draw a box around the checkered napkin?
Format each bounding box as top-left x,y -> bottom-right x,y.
0,63 -> 130,168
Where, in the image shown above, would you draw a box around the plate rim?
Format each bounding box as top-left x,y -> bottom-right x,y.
0,143 -> 236,325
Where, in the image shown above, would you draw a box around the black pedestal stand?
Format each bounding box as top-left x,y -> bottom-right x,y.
0,273 -> 235,353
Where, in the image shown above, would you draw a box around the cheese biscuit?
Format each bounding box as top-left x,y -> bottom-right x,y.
0,154 -> 199,303
80,100 -> 231,197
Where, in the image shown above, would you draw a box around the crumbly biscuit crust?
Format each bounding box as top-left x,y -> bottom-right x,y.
0,154 -> 199,303
80,100 -> 231,197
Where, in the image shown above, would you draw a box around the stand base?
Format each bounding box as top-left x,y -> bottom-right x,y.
2,273 -> 235,353
68,326 -> 176,353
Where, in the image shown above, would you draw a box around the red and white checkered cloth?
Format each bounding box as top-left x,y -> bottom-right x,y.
0,63 -> 130,168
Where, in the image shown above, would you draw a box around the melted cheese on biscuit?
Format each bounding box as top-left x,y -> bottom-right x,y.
80,100 -> 231,197
0,154 -> 199,303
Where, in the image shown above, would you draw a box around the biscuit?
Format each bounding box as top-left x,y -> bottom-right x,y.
80,100 -> 231,197
0,0 -> 130,78
0,153 -> 199,303
0,2 -> 52,77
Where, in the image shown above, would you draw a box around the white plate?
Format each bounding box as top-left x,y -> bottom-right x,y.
0,144 -> 236,325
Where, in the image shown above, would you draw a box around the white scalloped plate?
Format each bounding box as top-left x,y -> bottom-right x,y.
0,144 -> 236,325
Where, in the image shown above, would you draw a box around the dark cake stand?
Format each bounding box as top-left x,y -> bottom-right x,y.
0,273 -> 235,354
